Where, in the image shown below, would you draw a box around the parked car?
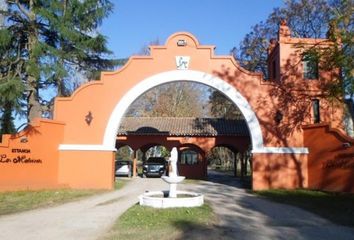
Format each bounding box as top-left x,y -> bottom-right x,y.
143,157 -> 167,177
115,160 -> 133,177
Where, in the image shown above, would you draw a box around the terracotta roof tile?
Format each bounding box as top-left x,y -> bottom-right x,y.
118,117 -> 249,136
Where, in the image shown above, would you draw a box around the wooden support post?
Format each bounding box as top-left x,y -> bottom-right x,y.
234,152 -> 238,177
132,150 -> 137,177
203,152 -> 207,179
240,152 -> 244,180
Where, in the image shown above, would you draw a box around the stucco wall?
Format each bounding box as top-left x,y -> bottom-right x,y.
0,119 -> 64,191
304,124 -> 354,193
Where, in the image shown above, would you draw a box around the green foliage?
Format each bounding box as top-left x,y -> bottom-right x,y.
103,204 -> 214,240
0,101 -> 16,135
0,0 -> 116,123
0,188 -> 104,215
116,146 -> 133,160
297,0 -> 353,102
114,180 -> 126,190
324,0 -> 353,97
0,29 -> 11,47
0,77 -> 24,134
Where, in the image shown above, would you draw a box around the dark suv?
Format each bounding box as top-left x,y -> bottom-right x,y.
143,157 -> 167,177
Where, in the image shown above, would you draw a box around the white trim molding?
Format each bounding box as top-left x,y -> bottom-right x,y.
59,144 -> 116,152
252,147 -> 309,154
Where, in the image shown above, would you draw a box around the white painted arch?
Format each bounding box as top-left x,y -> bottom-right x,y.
105,70 -> 264,151
60,69 -> 308,154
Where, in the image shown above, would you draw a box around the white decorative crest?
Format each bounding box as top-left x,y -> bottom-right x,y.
176,56 -> 190,70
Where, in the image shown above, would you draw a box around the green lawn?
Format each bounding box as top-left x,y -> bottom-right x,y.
255,189 -> 354,227
0,179 -> 126,216
0,188 -> 104,215
114,179 -> 127,190
102,203 -> 215,240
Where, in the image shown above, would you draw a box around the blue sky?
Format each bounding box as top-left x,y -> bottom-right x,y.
101,0 -> 285,58
15,1 -> 285,128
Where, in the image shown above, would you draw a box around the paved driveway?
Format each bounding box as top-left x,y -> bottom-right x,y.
0,178 -> 168,240
180,171 -> 354,240
0,173 -> 353,240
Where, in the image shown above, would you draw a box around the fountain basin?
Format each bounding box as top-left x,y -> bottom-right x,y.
161,176 -> 185,184
139,190 -> 204,208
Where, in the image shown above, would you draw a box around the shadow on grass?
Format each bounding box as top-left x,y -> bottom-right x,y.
173,220 -> 228,240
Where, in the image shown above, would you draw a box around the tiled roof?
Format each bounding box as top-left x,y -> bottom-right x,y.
117,117 -> 249,136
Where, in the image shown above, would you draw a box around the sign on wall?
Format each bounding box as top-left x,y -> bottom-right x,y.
0,149 -> 42,164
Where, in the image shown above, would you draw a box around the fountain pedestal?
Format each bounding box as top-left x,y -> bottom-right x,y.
161,176 -> 185,197
139,147 -> 204,208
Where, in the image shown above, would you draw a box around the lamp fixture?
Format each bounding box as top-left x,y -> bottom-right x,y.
177,39 -> 187,46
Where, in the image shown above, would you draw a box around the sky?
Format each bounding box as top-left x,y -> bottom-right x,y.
101,0 -> 285,59
15,0 -> 286,128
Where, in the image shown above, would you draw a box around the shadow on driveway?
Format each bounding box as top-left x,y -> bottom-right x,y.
179,170 -> 354,240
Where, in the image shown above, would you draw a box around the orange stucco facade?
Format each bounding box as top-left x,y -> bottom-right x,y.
0,24 -> 353,192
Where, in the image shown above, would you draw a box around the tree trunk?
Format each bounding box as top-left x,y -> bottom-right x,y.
26,3 -> 41,122
27,76 -> 41,122
234,152 -> 238,177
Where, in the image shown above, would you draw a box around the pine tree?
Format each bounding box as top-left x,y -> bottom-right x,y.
0,0 -> 116,123
0,101 -> 16,135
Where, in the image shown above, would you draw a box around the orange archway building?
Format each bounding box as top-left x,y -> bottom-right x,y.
116,117 -> 251,179
1,23 -> 353,192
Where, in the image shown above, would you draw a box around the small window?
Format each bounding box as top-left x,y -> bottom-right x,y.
180,150 -> 198,165
312,99 -> 320,123
303,55 -> 318,79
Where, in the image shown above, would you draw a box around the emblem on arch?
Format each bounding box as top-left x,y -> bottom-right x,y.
176,56 -> 190,70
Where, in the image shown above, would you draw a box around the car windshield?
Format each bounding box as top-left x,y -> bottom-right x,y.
116,161 -> 130,166
147,158 -> 165,164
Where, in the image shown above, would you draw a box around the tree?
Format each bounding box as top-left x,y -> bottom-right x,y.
235,0 -> 332,78
126,82 -> 209,118
0,101 -> 16,135
304,0 -> 354,128
0,1 -> 25,133
315,0 -> 353,99
0,0 -> 116,124
116,146 -> 133,161
208,90 -> 243,119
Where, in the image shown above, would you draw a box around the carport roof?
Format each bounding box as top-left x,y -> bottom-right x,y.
117,117 -> 249,137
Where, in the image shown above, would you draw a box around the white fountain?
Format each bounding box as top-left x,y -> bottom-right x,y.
139,147 -> 204,208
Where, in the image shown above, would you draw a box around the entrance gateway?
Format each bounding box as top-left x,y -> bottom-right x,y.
1,23 -> 354,192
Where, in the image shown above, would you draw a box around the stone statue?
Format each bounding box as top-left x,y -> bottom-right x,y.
169,147 -> 178,178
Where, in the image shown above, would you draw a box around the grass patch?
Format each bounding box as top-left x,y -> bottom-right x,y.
255,189 -> 354,227
102,203 -> 215,240
0,188 -> 104,216
182,179 -> 202,184
114,179 -> 127,190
